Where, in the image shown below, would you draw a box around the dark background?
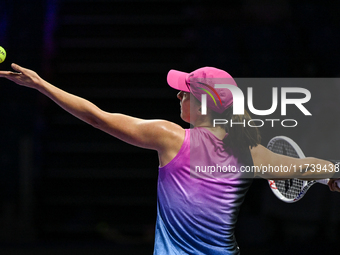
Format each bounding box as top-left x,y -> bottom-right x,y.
1,0 -> 340,254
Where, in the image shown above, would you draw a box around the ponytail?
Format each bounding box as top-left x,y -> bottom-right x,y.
212,106 -> 261,150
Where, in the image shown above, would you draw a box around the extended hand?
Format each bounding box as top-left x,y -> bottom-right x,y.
0,63 -> 42,89
328,179 -> 340,192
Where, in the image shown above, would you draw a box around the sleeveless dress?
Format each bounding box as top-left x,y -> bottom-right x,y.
154,127 -> 253,255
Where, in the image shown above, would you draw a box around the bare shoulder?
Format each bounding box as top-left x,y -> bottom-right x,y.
95,112 -> 185,151
146,119 -> 186,150
147,120 -> 186,167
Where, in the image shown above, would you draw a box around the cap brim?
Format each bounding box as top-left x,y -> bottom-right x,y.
167,69 -> 190,92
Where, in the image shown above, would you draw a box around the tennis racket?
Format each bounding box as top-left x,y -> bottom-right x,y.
267,136 -> 340,203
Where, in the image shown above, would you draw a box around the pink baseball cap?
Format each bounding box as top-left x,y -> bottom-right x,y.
167,67 -> 237,113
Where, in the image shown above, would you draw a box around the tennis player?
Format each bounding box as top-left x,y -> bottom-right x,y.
1,64 -> 339,254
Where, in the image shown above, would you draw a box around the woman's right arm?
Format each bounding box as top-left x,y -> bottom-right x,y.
0,64 -> 185,153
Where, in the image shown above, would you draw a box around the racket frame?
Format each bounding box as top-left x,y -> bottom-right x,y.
267,136 -> 315,203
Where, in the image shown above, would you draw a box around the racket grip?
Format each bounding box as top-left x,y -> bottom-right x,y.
316,179 -> 340,188
317,179 -> 330,185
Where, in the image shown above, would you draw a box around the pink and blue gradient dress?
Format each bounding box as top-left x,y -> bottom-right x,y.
154,127 -> 253,254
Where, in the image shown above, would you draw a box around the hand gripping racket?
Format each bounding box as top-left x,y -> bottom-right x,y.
267,136 -> 340,203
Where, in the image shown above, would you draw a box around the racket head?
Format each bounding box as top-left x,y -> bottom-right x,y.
267,136 -> 315,203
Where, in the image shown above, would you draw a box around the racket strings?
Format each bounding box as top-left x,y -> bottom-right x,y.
269,140 -> 305,199
275,179 -> 304,199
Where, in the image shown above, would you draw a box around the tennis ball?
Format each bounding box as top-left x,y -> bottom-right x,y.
0,46 -> 6,63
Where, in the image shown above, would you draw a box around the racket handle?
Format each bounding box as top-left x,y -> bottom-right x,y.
316,179 -> 340,188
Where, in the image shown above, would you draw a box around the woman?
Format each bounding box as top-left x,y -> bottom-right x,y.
1,64 -> 339,254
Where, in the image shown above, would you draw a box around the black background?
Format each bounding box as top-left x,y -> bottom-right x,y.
1,0 -> 340,254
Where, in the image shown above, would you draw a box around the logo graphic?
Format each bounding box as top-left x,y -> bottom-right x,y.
269,180 -> 278,190
200,85 -> 311,116
198,83 -> 312,128
197,82 -> 223,115
197,82 -> 223,107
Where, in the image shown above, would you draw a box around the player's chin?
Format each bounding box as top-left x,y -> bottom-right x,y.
180,114 -> 190,124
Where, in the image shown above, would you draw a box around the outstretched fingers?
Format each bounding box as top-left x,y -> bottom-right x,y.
0,63 -> 41,88
0,63 -> 21,77
0,70 -> 20,79
11,63 -> 24,74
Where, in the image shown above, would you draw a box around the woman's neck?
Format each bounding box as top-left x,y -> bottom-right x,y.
194,125 -> 226,140
191,114 -> 226,140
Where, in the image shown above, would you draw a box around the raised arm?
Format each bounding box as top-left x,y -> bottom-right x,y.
0,64 -> 185,159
